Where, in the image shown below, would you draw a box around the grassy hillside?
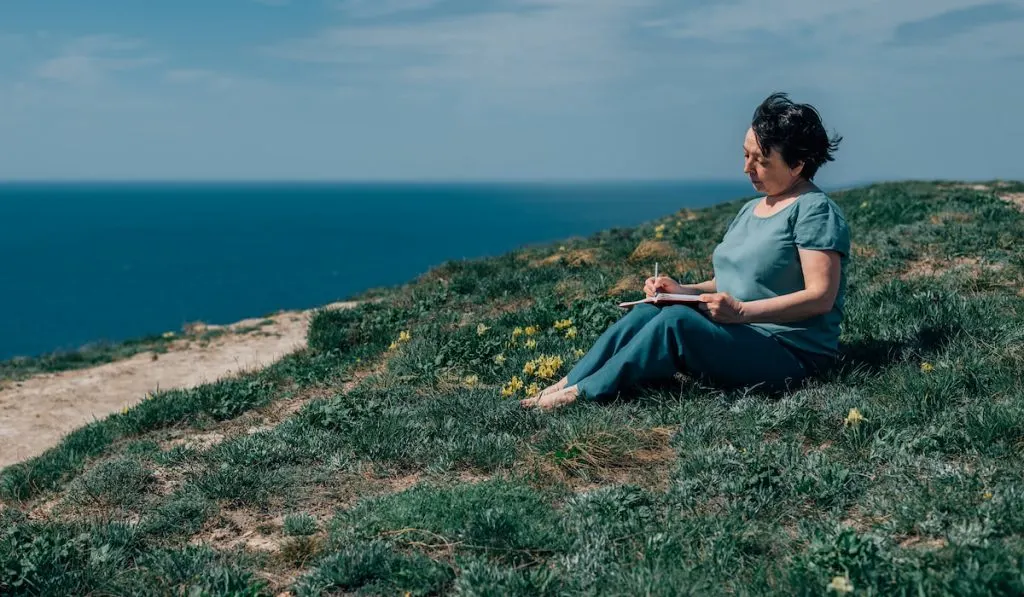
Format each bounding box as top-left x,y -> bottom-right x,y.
2,180 -> 1024,596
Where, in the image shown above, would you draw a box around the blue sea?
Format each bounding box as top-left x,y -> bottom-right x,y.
0,181 -> 754,360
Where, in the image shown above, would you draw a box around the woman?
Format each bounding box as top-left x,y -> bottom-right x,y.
522,92 -> 849,410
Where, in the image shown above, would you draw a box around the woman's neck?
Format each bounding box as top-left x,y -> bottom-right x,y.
766,178 -> 813,204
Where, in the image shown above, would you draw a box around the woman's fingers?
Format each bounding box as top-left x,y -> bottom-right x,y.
520,397 -> 538,409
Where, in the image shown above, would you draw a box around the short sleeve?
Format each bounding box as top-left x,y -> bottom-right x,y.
794,197 -> 850,257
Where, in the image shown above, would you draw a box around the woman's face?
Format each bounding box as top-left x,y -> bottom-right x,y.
743,127 -> 804,196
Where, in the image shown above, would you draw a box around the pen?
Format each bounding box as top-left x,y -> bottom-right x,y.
654,262 -> 658,291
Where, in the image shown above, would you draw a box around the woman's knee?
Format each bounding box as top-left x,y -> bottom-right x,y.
650,305 -> 706,329
615,303 -> 660,331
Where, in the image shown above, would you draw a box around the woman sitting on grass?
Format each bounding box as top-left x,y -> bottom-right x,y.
522,92 -> 850,410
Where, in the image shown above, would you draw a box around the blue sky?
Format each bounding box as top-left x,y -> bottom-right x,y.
0,0 -> 1021,183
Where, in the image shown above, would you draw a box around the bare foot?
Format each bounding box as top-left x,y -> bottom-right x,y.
520,385 -> 579,411
526,376 -> 568,401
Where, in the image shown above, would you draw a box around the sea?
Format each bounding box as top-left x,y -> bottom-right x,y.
0,181 -> 755,360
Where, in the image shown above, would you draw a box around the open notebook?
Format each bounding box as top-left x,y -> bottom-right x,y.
618,293 -> 702,308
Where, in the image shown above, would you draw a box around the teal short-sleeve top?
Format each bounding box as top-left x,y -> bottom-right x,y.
711,189 -> 851,358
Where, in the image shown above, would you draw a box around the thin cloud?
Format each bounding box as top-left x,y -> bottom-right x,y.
649,0 -> 1007,45
332,0 -> 444,18
34,35 -> 158,85
269,0 -> 658,89
891,2 -> 1024,45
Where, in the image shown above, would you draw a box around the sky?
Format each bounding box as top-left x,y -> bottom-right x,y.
0,0 -> 1022,183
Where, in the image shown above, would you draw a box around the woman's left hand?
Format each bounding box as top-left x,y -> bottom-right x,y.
698,292 -> 747,324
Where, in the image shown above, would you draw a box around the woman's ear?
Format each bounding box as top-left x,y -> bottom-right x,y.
790,160 -> 805,177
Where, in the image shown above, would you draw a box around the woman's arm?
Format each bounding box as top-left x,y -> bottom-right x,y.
646,277 -> 716,296
699,249 -> 841,324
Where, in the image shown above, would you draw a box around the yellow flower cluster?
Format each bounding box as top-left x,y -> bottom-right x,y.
526,382 -> 541,396
494,354 -> 506,365
524,339 -> 537,350
827,575 -> 854,594
523,355 -> 564,380
574,348 -> 585,358
477,323 -> 490,336
920,362 -> 934,373
463,375 -> 479,388
654,223 -> 667,239
565,327 -> 578,339
553,319 -> 574,330
844,407 -> 866,427
501,376 -> 524,397
389,330 -> 413,350
525,325 -> 539,336
512,327 -> 523,338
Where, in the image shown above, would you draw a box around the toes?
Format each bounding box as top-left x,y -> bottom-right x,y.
520,398 -> 538,409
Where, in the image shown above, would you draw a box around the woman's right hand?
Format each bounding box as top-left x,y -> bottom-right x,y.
644,276 -> 684,297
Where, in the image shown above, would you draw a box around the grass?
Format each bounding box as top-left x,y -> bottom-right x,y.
0,334 -> 177,382
2,180 -> 1024,595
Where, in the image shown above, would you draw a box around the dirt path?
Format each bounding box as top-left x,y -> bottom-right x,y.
0,302 -> 357,468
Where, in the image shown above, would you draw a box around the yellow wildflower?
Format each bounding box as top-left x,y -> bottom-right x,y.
983,491 -> 993,500
559,245 -> 566,252
553,319 -> 574,330
526,382 -> 541,396
525,339 -> 537,350
500,376 -> 524,397
844,408 -> 866,427
512,327 -> 524,338
477,323 -> 490,336
162,331 -> 175,339
463,375 -> 479,388
827,575 -> 854,594
920,362 -> 934,373
389,341 -> 399,351
494,354 -> 506,365
860,201 -> 870,209
398,330 -> 411,343
574,348 -> 585,358
121,406 -> 129,415
655,231 -> 664,239
522,355 -> 564,379
674,221 -> 682,228
565,327 -> 578,339
525,326 -> 539,336
654,223 -> 666,233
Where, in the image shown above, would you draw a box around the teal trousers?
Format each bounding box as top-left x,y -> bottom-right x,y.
567,304 -> 810,401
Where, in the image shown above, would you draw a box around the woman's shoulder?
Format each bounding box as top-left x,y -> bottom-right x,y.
794,189 -> 848,221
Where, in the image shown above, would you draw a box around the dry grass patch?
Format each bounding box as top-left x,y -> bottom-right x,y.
1000,192 -> 1024,212
629,240 -> 678,262
530,248 -> 599,268
554,278 -> 588,302
193,508 -> 286,553
898,536 -> 949,550
607,275 -> 642,296
900,256 -> 1004,280
852,243 -> 878,259
929,211 -> 974,225
525,426 -> 676,492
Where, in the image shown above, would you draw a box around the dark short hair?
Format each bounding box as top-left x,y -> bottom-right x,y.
752,92 -> 842,180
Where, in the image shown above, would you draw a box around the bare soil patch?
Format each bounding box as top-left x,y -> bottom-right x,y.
0,302 -> 358,468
